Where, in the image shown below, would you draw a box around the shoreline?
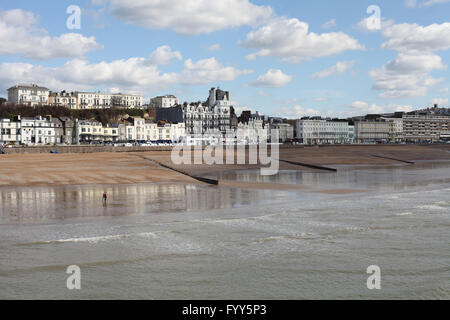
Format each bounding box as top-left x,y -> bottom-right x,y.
0,144 -> 449,189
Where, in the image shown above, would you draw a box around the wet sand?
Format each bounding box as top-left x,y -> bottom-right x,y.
0,144 -> 449,188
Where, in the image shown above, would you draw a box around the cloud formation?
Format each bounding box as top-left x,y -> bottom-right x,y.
349,101 -> 413,115
240,17 -> 364,63
0,47 -> 252,93
98,0 -> 272,35
249,69 -> 293,87
0,9 -> 102,60
370,22 -> 450,98
311,61 -> 355,79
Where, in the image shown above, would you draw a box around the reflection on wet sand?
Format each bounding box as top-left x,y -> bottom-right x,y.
212,160 -> 450,192
0,183 -> 289,224
2,160 -> 450,224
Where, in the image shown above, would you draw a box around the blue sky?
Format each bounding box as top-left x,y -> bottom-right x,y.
0,0 -> 449,118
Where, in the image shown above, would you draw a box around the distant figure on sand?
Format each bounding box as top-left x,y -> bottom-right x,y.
102,192 -> 108,206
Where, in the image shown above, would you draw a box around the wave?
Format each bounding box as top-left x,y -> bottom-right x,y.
395,212 -> 414,216
416,205 -> 447,211
16,230 -> 179,246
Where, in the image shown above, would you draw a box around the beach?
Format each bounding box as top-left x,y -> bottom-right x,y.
1,144 -> 449,188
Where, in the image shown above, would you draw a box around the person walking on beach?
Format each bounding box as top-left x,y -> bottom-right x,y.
102,192 -> 108,206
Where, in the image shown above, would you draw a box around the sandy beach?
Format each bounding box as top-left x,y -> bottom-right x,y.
0,144 -> 449,188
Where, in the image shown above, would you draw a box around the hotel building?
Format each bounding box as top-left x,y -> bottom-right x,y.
7,84 -> 49,107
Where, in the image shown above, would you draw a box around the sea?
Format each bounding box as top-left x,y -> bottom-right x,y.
0,161 -> 449,299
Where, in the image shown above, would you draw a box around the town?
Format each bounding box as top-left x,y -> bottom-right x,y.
0,83 -> 449,149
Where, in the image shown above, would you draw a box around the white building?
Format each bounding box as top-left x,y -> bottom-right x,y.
354,120 -> 393,144
49,91 -> 77,109
7,84 -> 49,107
382,117 -> 404,143
0,118 -> 21,145
270,123 -> 294,143
348,125 -> 355,144
151,95 -> 180,108
124,117 -> 146,141
20,116 -> 56,145
74,91 -> 143,109
296,119 -> 349,145
237,119 -> 268,145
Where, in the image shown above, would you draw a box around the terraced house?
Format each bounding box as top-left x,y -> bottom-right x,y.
20,116 -> 56,145
0,117 -> 21,145
78,120 -> 120,143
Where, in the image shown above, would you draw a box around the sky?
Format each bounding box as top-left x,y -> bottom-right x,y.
0,0 -> 449,118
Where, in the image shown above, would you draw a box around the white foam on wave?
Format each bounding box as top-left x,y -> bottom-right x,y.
395,212 -> 414,216
416,205 -> 447,211
20,230 -> 173,245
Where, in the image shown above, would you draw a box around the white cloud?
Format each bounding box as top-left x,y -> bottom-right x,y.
369,54 -> 445,98
249,69 -> 292,87
406,0 -> 450,7
148,46 -> 182,65
0,9 -> 102,60
240,17 -> 364,63
311,61 -> 355,79
181,57 -> 253,85
0,48 -> 252,93
381,23 -> 450,54
405,0 -> 418,8
208,44 -> 221,52
420,0 -> 450,7
370,22 -> 450,99
315,97 -> 329,102
257,91 -> 269,96
99,0 -> 272,35
348,101 -> 413,115
322,19 -> 337,29
278,105 -> 322,118
432,98 -> 448,105
349,101 -> 385,114
440,87 -> 449,93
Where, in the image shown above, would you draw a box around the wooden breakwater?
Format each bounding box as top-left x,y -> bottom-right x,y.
134,155 -> 219,186
279,159 -> 338,172
371,154 -> 415,164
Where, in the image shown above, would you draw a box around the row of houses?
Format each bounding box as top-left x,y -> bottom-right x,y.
7,84 -> 143,109
0,116 -> 186,146
295,114 -> 450,144
4,84 -> 449,145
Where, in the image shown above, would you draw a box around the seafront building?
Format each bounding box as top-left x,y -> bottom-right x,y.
20,116 -> 57,145
48,91 -> 77,109
236,115 -> 268,145
269,123 -> 294,143
403,115 -> 450,142
5,83 -> 143,110
296,118 -> 349,145
0,118 -> 21,145
150,95 -> 180,109
7,84 -> 49,107
354,119 -> 394,144
156,87 -> 233,145
71,91 -> 143,109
